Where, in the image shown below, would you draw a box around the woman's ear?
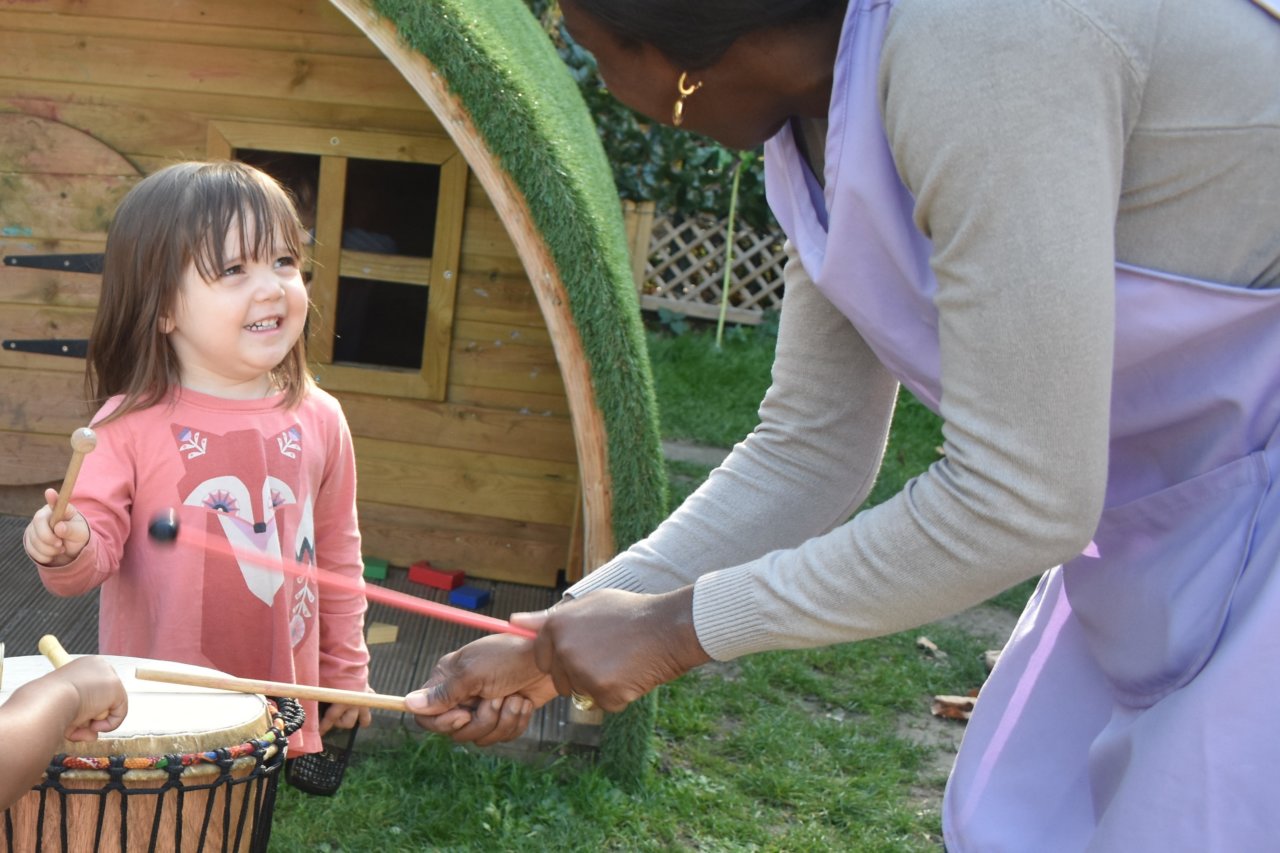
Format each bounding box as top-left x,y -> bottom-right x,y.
159,315 -> 175,334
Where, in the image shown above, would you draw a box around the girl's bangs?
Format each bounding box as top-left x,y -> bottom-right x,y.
188,173 -> 305,281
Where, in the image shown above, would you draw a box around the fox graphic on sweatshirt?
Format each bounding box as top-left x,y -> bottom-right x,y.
174,422 -> 319,671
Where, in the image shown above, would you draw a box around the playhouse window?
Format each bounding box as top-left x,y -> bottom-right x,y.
209,123 -> 467,402
341,158 -> 440,258
333,276 -> 428,368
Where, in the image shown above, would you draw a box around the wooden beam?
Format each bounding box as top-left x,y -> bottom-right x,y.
0,29 -> 420,111
419,152 -> 467,402
309,154 -> 349,364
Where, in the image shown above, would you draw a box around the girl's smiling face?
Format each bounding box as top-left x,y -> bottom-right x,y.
163,217 -> 308,399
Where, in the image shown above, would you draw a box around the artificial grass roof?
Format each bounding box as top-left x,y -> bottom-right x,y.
369,0 -> 666,787
372,0 -> 667,556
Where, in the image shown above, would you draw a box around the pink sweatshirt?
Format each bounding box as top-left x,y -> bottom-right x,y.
37,386 -> 369,755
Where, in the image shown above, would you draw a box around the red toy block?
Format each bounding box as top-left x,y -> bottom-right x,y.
408,560 -> 466,590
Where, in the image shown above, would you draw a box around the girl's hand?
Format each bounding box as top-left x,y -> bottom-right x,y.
24,488 -> 91,567
50,656 -> 129,742
318,701 -> 372,734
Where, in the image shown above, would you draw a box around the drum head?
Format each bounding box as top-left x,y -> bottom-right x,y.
0,655 -> 271,758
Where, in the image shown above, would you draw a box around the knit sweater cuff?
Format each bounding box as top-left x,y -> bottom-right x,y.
692,569 -> 774,661
565,557 -> 652,599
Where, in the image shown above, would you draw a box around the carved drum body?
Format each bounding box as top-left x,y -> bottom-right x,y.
0,655 -> 298,853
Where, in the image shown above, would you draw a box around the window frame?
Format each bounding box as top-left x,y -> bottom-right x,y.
208,121 -> 467,401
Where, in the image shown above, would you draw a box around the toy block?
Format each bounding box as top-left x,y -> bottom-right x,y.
366,622 -> 399,645
448,585 -> 491,610
361,556 -> 388,580
408,560 -> 465,590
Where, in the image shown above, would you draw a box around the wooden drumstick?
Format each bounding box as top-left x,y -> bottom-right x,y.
133,667 -> 409,713
51,427 -> 97,524
37,636 -> 113,723
38,634 -> 72,669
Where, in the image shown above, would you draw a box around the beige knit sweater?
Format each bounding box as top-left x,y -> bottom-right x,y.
570,0 -> 1280,660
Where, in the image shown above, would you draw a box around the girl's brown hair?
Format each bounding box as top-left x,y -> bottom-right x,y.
87,161 -> 312,422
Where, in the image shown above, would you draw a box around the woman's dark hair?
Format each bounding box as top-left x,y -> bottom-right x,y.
565,0 -> 849,69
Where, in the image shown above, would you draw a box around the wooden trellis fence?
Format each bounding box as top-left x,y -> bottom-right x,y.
622,201 -> 787,326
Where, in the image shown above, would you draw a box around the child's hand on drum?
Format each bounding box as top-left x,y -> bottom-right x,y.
51,656 -> 129,742
0,655 -> 128,812
24,488 -> 91,567
319,701 -> 371,734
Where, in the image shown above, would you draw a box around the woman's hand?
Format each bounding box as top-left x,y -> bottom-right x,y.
405,634 -> 557,746
515,587 -> 712,713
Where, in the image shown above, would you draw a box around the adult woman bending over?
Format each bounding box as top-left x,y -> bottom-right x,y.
409,2 -> 1280,848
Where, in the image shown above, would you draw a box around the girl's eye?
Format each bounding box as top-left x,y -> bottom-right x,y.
274,255 -> 298,269
220,264 -> 244,278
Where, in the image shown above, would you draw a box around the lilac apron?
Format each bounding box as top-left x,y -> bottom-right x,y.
765,1 -> 1280,849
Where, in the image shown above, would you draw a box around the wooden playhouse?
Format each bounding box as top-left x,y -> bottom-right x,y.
0,0 -> 666,599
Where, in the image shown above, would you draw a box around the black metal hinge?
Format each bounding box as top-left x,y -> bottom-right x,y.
3,253 -> 104,274
2,339 -> 88,358
1,252 -> 101,358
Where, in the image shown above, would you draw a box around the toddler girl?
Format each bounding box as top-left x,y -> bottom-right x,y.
24,161 -> 371,754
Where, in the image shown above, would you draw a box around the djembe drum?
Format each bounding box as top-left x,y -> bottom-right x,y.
1,655 -> 302,853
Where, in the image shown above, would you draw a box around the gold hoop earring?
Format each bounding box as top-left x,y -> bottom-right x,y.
672,71 -> 704,127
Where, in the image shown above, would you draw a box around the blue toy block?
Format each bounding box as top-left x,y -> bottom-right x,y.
448,585 -> 491,610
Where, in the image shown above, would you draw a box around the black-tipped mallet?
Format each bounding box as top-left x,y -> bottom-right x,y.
148,508 -> 180,543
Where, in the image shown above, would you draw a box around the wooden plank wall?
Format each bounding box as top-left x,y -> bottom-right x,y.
0,1 -> 579,586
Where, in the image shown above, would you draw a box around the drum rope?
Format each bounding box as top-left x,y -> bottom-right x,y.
4,697 -> 304,853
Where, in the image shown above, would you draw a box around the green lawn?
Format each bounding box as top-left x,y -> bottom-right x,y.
272,322 -> 1033,851
274,622 -> 989,850
649,325 -> 950,515
645,325 -> 778,449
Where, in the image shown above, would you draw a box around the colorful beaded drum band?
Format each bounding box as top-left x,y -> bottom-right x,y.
50,698 -> 302,775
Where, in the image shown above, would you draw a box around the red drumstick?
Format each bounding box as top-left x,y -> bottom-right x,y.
148,510 -> 535,640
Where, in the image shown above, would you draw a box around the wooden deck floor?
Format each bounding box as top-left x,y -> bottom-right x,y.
0,514 -> 599,755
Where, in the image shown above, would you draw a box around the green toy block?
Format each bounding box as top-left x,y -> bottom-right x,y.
362,556 -> 389,580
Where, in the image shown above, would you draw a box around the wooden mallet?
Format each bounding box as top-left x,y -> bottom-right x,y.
133,667 -> 409,713
50,427 -> 97,524
40,634 -> 405,712
39,635 -> 118,725
37,634 -> 72,669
